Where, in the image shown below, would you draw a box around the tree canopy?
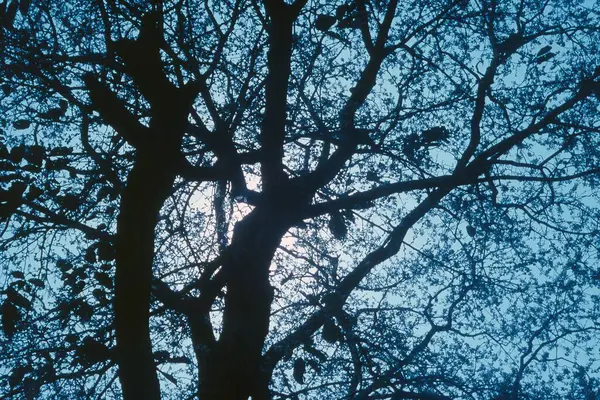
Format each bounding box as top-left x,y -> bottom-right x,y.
1,0 -> 600,399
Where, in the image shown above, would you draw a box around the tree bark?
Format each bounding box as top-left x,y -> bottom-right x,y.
200,208 -> 288,400
114,152 -> 176,400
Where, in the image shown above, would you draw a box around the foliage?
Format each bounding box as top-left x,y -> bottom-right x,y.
1,0 -> 600,399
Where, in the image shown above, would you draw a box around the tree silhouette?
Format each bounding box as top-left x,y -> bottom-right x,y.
1,0 -> 600,399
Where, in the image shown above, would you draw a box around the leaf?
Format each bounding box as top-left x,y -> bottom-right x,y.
366,171 -> 379,181
325,31 -> 351,46
28,278 -> 44,288
25,185 -> 44,201
56,259 -> 73,272
23,377 -> 40,400
74,301 -> 94,321
421,126 -> 449,145
65,334 -> 78,344
23,145 -> 44,166
1,301 -> 19,338
322,319 -> 343,343
306,359 -> 322,373
77,337 -> 110,365
536,45 -> 552,56
10,271 -> 25,279
303,344 -> 328,362
38,107 -> 65,121
72,281 -> 86,295
13,119 -> 31,130
293,358 -> 306,384
9,145 -> 25,163
6,288 -> 31,309
536,52 -> 555,64
1,84 -> 12,95
84,246 -> 97,264
328,212 -> 347,240
8,366 -> 27,388
3,0 -> 18,28
466,225 -> 476,237
160,370 -> 178,385
97,240 -> 115,261
336,4 -> 349,20
49,146 -> 73,156
92,288 -> 106,301
19,0 -> 31,15
154,350 -> 170,362
59,194 -> 80,211
170,356 -> 192,364
315,14 -> 336,31
342,209 -> 355,223
95,271 -> 113,289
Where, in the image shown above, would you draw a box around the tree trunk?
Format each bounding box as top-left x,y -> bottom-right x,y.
114,152 -> 176,400
200,208 -> 288,400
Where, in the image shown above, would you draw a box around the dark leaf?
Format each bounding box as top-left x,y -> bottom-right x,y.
154,350 -> 170,362
38,107 -> 65,121
97,240 -> 115,261
170,356 -> 192,364
65,333 -> 78,344
92,288 -> 106,301
25,185 -> 43,201
293,358 -> 306,384
9,145 -> 25,163
1,301 -> 20,338
84,246 -> 97,264
74,301 -> 94,321
3,0 -> 18,28
59,194 -> 80,211
421,126 -> 450,145
77,337 -> 110,365
19,0 -> 30,15
72,280 -> 86,295
0,144 -> 9,159
8,181 -> 26,199
315,14 -> 336,31
366,170 -> 379,181
28,278 -> 44,288
94,271 -> 113,289
10,271 -> 25,279
1,84 -> 12,95
536,52 -> 555,64
536,45 -> 552,56
328,212 -> 347,240
6,287 -> 31,309
466,225 -> 476,237
56,259 -> 73,272
303,344 -> 328,362
322,319 -> 343,343
13,119 -> 30,130
23,145 -> 44,166
307,359 -> 322,373
23,377 -> 40,400
49,146 -> 73,156
335,4 -> 348,20
161,370 -> 178,385
9,366 -> 27,388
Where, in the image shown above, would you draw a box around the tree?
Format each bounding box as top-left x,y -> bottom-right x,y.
1,0 -> 600,399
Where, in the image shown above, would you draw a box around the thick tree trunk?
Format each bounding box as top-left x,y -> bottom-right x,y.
200,208 -> 287,400
114,152 -> 176,400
